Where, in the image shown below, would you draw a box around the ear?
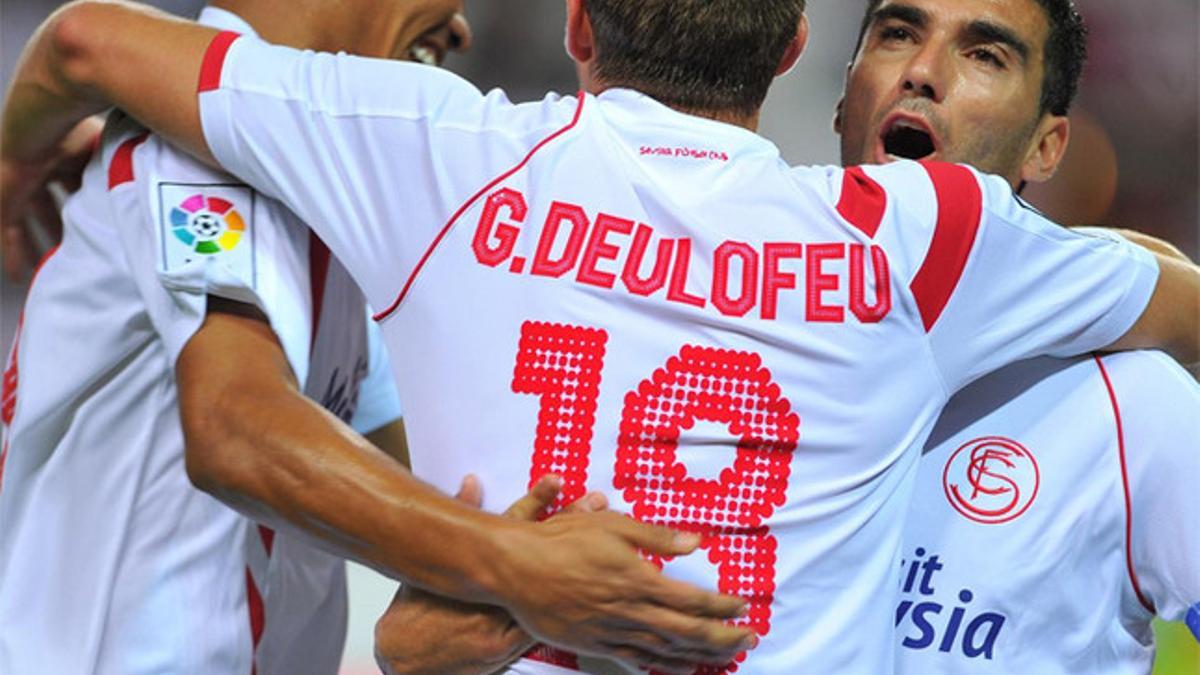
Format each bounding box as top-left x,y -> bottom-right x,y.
775,13 -> 810,76
564,0 -> 595,64
833,97 -> 846,136
1019,114 -> 1070,183
833,63 -> 853,135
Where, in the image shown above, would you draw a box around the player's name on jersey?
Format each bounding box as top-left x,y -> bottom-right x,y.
895,546 -> 1007,661
472,188 -> 891,323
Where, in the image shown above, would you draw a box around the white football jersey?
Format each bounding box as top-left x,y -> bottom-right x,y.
0,9 -> 401,674
196,36 -> 1160,673
897,351 -> 1200,674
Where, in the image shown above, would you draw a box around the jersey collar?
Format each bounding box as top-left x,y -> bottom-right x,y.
595,87 -> 781,160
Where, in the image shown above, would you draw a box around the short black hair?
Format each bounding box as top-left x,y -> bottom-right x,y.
852,0 -> 1088,116
585,0 -> 807,117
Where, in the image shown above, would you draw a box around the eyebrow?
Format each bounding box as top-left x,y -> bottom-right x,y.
964,19 -> 1031,64
870,4 -> 929,32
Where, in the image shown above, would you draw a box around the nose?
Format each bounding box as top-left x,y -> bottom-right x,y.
447,12 -> 473,54
900,42 -> 946,102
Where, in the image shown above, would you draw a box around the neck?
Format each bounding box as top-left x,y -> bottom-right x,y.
209,0 -> 325,51
583,81 -> 761,132
682,107 -> 760,132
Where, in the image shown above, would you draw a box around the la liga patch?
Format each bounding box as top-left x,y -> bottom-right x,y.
158,182 -> 256,283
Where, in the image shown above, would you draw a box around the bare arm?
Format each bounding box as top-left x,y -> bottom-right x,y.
1,1 -> 215,169
178,302 -> 754,667
364,419 -> 410,469
1102,233 -> 1200,366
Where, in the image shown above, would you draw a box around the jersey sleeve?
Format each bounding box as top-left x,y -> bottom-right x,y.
115,127 -> 316,386
1102,351 -> 1200,637
865,161 -> 1160,394
348,317 -> 403,435
195,33 -> 581,315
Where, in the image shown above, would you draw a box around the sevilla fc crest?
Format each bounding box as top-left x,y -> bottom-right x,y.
942,436 -> 1039,525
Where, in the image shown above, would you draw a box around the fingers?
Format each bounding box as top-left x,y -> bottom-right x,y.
502,474 -> 562,520
644,575 -> 747,621
1,219 -> 37,283
453,474 -> 483,507
609,515 -> 702,557
598,642 -> 703,675
561,490 -> 607,514
30,190 -> 64,248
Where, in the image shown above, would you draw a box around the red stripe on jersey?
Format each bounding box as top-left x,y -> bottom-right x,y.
1094,354 -> 1156,614
524,644 -> 581,671
308,233 -> 332,354
374,93 -> 588,322
257,525 -> 276,556
107,133 -> 150,190
198,31 -> 241,93
245,566 -> 266,675
909,162 -> 983,332
837,166 -> 887,239
244,566 -> 266,674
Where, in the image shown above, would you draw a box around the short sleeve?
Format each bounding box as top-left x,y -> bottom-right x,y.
1103,351 -> 1200,635
196,34 -> 580,315
114,128 -> 317,385
348,318 -> 403,435
878,161 -> 1159,394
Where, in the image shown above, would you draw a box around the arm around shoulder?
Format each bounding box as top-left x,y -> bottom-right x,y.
2,1 -> 218,166
1105,253 -> 1200,367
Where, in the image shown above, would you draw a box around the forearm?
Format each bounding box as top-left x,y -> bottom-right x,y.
365,419 -> 411,469
2,1 -> 215,165
1106,253 -> 1200,366
0,4 -> 108,166
178,317 -> 514,603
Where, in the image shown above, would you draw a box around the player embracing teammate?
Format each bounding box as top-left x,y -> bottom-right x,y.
1,0 -> 1197,673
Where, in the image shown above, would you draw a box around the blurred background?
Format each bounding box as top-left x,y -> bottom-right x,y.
1,0 -> 1197,673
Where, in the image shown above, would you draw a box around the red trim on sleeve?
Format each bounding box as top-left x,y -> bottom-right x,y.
837,166 -> 887,239
198,31 -> 241,93
1094,354 -> 1156,614
373,93 -> 589,322
909,161 -> 984,332
107,133 -> 150,190
308,233 -> 332,355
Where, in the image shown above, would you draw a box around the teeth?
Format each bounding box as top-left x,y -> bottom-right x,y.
892,120 -> 921,131
410,45 -> 437,66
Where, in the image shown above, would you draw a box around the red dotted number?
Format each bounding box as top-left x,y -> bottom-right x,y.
513,321 -> 799,673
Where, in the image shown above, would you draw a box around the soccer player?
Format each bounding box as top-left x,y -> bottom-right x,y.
834,0 -> 1200,671
6,0 -> 1198,672
337,2 -> 1200,673
0,2 -> 756,674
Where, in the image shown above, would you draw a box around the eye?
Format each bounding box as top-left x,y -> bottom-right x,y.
878,25 -> 915,44
969,47 -> 1006,69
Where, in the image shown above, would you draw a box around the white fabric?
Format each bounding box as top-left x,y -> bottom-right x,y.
350,318 -> 404,435
0,9 -> 400,674
198,39 -> 1160,673
898,351 -> 1200,673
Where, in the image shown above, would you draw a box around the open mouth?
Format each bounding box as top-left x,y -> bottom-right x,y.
409,43 -> 441,66
881,118 -> 937,161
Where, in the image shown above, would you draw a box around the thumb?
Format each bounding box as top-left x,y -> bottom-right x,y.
454,474 -> 483,508
503,474 -> 563,521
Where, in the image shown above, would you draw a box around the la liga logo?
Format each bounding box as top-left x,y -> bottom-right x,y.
942,436 -> 1039,524
170,193 -> 246,255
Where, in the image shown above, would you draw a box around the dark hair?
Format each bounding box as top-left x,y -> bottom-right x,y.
585,0 -> 807,116
852,0 -> 1087,116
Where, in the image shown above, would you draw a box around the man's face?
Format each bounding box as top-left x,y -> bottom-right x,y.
837,0 -> 1051,182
